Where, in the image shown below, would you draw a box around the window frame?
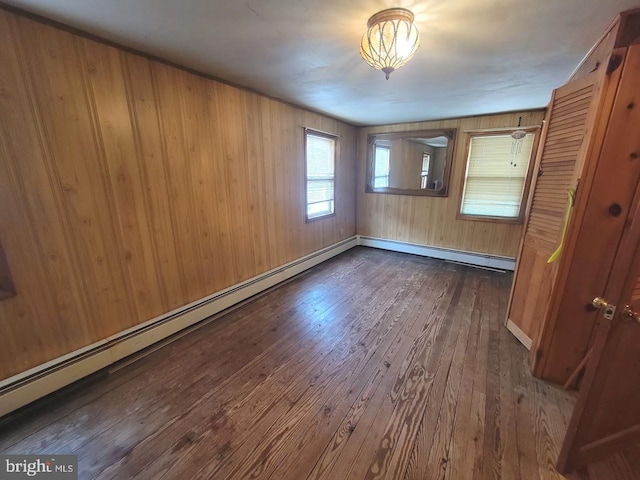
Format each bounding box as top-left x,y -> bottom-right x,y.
304,128 -> 338,223
456,128 -> 540,224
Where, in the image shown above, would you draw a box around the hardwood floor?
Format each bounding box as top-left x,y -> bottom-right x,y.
0,247 -> 636,479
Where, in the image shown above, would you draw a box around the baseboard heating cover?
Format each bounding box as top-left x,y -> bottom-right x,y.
0,236 -> 358,417
357,236 -> 516,271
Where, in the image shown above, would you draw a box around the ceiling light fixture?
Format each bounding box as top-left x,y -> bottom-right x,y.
360,8 -> 420,80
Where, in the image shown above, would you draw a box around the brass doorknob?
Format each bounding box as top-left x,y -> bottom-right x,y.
622,305 -> 640,324
592,297 -> 610,309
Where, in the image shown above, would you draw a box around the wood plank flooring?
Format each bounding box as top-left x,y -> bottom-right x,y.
0,247 -> 636,479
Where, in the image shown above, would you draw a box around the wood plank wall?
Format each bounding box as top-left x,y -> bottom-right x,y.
0,9 -> 357,381
357,110 -> 546,257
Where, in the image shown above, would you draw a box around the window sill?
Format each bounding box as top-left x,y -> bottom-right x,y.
306,212 -> 336,223
456,213 -> 524,225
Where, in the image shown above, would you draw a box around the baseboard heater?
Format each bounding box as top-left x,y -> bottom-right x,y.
0,236 -> 358,417
0,234 -> 514,417
358,236 -> 516,271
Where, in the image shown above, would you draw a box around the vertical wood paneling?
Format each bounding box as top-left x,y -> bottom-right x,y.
0,9 -> 357,380
179,74 -> 227,293
0,155 -> 53,376
153,63 -> 207,303
214,83 -> 256,283
13,16 -> 135,339
257,96 -> 280,267
123,54 -> 187,310
244,92 -> 270,274
357,111 -> 546,257
80,40 -> 167,320
202,80 -> 237,283
0,10 -> 97,372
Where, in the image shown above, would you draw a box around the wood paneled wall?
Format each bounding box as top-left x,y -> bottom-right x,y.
357,110 -> 546,257
0,9 -> 356,381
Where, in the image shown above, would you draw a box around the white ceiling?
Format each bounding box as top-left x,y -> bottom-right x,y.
5,0 -> 640,126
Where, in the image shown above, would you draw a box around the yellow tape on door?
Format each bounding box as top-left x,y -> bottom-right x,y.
548,189 -> 576,263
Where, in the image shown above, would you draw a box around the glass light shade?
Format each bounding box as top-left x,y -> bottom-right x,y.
360,8 -> 420,79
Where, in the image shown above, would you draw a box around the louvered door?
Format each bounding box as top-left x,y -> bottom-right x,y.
506,71 -> 602,346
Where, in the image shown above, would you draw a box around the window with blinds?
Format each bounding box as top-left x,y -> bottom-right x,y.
460,133 -> 535,220
305,130 -> 336,221
373,145 -> 390,188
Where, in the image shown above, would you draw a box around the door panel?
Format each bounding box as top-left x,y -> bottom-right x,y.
507,241 -> 556,344
557,171 -> 640,473
506,71 -> 601,345
536,46 -> 640,382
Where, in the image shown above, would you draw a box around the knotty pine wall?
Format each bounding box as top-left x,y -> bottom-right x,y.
0,9 -> 356,381
357,110 -> 546,257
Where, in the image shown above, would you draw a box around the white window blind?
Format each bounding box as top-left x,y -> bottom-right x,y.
460,133 -> 535,218
306,132 -> 336,220
373,145 -> 390,188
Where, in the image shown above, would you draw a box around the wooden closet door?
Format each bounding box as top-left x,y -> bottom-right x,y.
535,46 -> 637,382
557,173 -> 640,473
506,70 -> 602,347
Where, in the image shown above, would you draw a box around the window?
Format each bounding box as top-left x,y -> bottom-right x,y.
420,153 -> 430,189
459,131 -> 537,221
305,130 -> 336,221
373,145 -> 390,188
